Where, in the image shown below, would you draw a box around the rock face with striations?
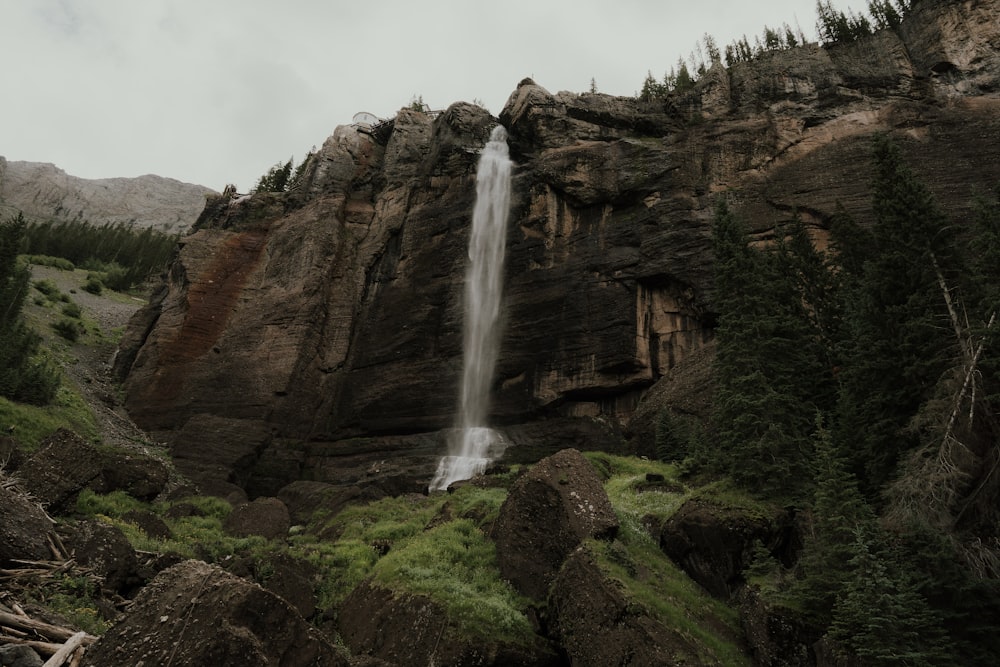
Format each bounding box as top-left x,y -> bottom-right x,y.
0,158 -> 213,233
116,0 -> 1000,495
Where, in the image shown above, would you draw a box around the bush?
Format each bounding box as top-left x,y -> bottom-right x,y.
51,318 -> 83,342
82,275 -> 103,295
61,302 -> 82,319
24,254 -> 75,271
32,279 -> 60,299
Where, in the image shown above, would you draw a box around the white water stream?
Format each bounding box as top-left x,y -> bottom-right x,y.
429,126 -> 512,491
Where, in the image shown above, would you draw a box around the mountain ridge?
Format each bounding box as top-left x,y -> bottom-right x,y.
0,157 -> 215,234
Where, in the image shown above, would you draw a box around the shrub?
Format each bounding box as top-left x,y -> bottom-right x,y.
24,254 -> 75,271
32,279 -> 60,298
82,275 -> 103,295
61,302 -> 82,319
52,318 -> 83,342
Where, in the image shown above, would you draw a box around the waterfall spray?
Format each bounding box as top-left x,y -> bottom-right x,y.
430,125 -> 512,491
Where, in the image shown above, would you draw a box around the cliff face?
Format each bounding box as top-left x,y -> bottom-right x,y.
117,0 -> 1000,496
0,159 -> 214,233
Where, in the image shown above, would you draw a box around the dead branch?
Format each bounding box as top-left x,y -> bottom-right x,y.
0,610 -> 96,644
41,631 -> 89,667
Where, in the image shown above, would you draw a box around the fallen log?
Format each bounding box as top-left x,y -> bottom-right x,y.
42,631 -> 88,667
0,610 -> 96,643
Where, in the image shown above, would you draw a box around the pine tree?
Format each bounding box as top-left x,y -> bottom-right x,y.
829,525 -> 952,665
791,421 -> 875,627
710,202 -> 828,496
834,134 -> 960,493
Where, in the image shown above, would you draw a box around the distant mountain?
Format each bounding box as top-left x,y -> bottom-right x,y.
0,157 -> 215,234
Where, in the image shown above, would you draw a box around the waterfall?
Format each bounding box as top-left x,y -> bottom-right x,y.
429,125 -> 512,491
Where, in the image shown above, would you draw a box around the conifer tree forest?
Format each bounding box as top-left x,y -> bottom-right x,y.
707,134 -> 1000,664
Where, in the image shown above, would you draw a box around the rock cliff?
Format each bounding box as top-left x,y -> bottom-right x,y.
0,159 -> 214,233
117,0 -> 1000,496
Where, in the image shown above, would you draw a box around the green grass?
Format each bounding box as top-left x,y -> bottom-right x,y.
372,519 -> 534,645
592,538 -> 750,665
76,491 -> 269,561
581,451 -> 752,664
0,383 -> 98,449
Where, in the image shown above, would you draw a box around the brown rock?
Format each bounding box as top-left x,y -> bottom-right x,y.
276,480 -> 362,525
548,544 -> 734,666
19,429 -> 103,512
658,498 -> 795,599
65,519 -> 138,594
82,559 -> 346,666
0,478 -> 55,564
223,497 -> 291,540
338,580 -> 558,667
92,450 -> 170,501
491,448 -> 618,600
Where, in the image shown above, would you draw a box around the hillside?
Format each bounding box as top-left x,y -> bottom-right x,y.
0,158 -> 214,234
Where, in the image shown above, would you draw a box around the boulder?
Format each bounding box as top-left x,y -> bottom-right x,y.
81,559 -> 346,667
223,497 -> 291,540
65,520 -> 138,594
658,498 -> 796,599
338,580 -> 559,667
0,644 -> 43,667
491,448 -> 618,600
548,544 -> 715,666
92,450 -> 170,501
19,429 -> 103,512
276,480 -> 362,525
0,478 -> 55,564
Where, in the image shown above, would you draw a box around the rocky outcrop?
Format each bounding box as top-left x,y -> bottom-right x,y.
17,429 -> 169,513
338,580 -> 560,667
548,545 -> 716,666
658,498 -> 797,599
82,559 -> 347,666
0,159 -> 213,233
492,448 -> 618,600
116,0 -> 1000,494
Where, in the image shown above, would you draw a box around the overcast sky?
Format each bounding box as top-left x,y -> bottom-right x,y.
1,0 -> 871,192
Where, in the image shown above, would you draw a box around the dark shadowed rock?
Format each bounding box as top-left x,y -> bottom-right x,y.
0,644 -> 43,667
223,496 -> 291,540
658,498 -> 795,599
122,509 -> 172,540
276,480 -> 363,525
65,520 -> 138,594
19,429 -> 103,512
92,450 -> 170,501
228,551 -> 318,620
0,478 -> 55,564
737,586 -> 816,667
548,544 -> 723,666
338,580 -> 559,667
82,559 -> 347,667
491,448 -> 617,600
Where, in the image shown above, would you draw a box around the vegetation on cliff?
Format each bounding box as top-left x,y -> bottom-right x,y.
704,134 -> 1000,664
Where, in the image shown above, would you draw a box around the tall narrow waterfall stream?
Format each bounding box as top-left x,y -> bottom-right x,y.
430,125 -> 512,491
